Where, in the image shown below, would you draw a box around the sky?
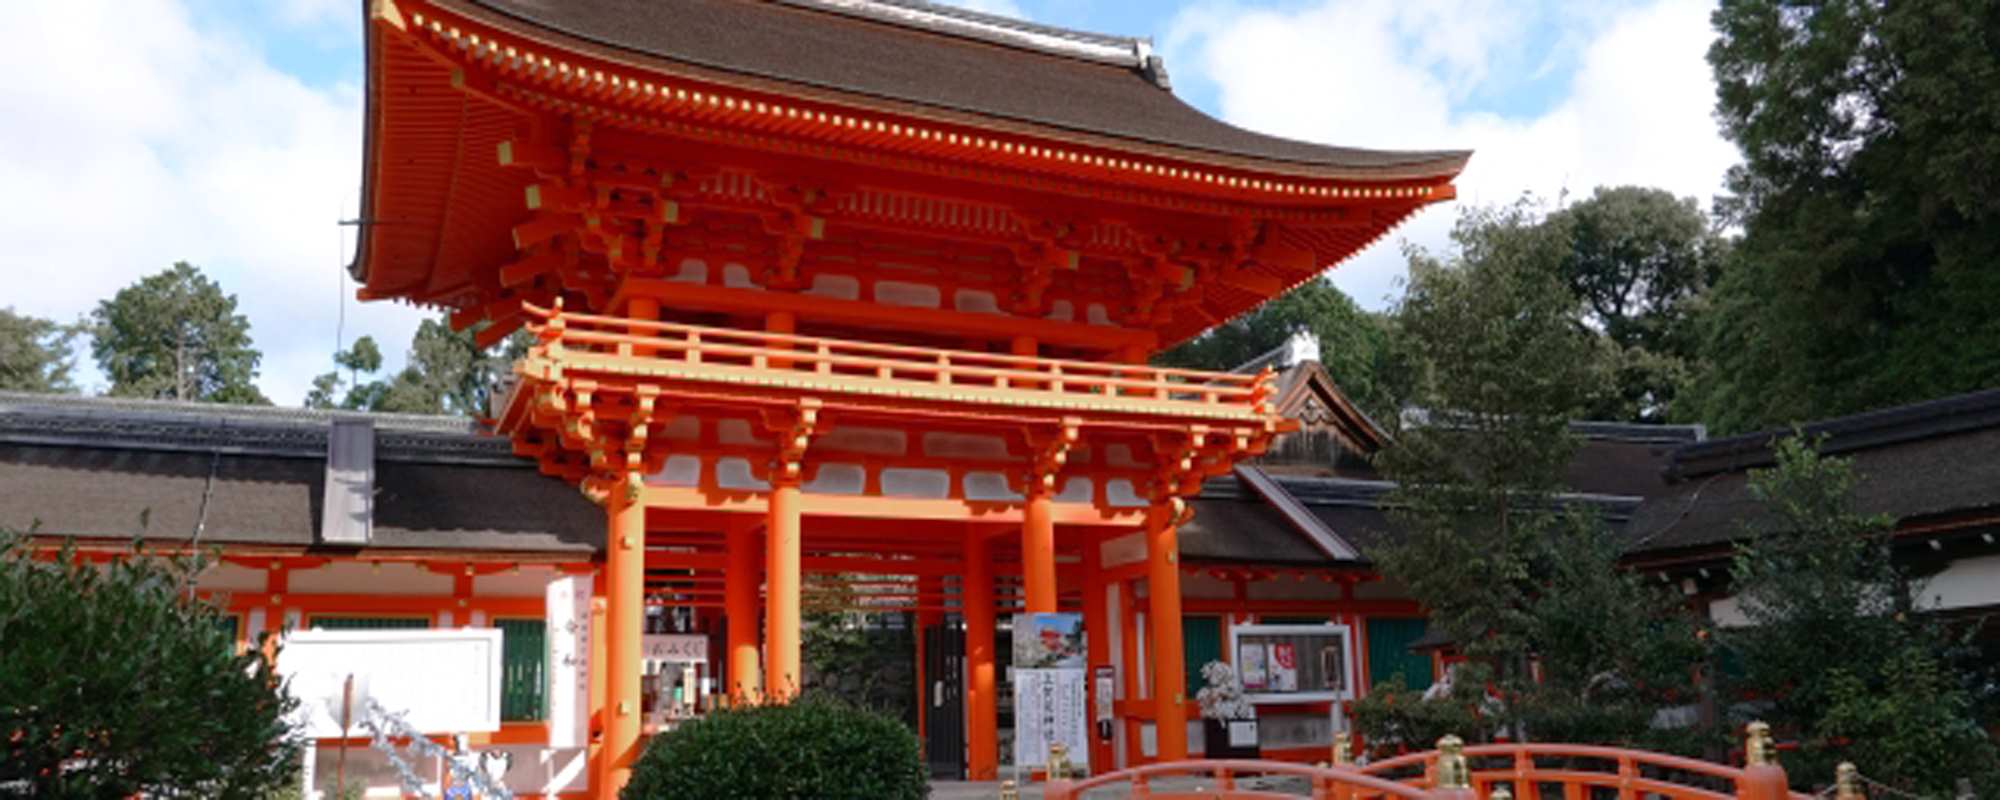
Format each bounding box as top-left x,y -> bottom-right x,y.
0,0 -> 1738,406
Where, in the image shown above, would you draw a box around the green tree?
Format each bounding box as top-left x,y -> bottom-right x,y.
1361,201 -> 1701,750
0,308 -> 78,393
1546,186 -> 1725,422
1154,278 -> 1398,420
1719,435 -> 1999,796
1694,0 -> 2000,434
0,533 -> 302,796
305,318 -> 533,416
90,262 -> 267,404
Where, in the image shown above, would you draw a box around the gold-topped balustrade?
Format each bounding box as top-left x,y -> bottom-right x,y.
516,302 -> 1276,421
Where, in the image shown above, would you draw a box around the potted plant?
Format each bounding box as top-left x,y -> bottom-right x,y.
1196,660 -> 1260,759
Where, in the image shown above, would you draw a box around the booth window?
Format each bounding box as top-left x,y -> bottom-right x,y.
497,618 -> 547,722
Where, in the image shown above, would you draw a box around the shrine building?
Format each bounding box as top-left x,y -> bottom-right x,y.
352,0 -> 1463,794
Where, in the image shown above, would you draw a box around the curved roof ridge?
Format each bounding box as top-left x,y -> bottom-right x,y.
783,0 -> 1151,69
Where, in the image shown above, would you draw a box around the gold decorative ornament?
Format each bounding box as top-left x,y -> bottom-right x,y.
1436,734 -> 1471,789
1745,721 -> 1775,766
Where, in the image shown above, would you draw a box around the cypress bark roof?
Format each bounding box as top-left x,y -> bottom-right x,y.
454,0 -> 1469,177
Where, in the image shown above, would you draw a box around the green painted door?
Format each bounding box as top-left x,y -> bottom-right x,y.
1182,616 -> 1223,695
497,619 -> 547,722
1365,617 -> 1432,691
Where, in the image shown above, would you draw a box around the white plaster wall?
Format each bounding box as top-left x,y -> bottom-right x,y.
472,566 -> 562,598
1918,554 -> 2000,611
288,561 -> 451,596
1245,576 -> 1346,601
196,562 -> 269,593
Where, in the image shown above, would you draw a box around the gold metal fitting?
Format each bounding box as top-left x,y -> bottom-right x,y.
1835,762 -> 1863,800
1047,741 -> 1072,781
1333,731 -> 1353,765
1745,721 -> 1774,766
998,779 -> 1019,800
1490,785 -> 1513,800
1436,734 -> 1470,789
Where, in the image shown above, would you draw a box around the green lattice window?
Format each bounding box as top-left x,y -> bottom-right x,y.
1365,617 -> 1433,691
498,619 -> 547,722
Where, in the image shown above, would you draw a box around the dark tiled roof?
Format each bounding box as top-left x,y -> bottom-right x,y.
1625,390 -> 2000,556
460,0 -> 1469,176
0,393 -> 599,554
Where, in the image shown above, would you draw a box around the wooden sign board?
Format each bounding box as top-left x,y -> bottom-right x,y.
277,628 -> 503,738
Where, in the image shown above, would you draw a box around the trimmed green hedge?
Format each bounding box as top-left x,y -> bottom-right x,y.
622,696 -> 928,800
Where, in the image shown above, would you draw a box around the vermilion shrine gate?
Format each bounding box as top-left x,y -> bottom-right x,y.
352,0 -> 1466,794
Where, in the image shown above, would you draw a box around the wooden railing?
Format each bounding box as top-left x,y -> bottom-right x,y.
521,302 -> 1275,418
1043,758 -> 1440,800
1356,743 -> 1809,800
1042,729 -> 1801,800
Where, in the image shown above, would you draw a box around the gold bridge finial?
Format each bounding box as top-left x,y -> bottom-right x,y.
1436,734 -> 1470,789
1835,762 -> 1863,800
1745,721 -> 1775,766
1333,731 -> 1352,766
998,779 -> 1019,800
1047,741 -> 1072,781
1490,785 -> 1513,800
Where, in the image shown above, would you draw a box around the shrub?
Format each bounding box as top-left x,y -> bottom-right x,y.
0,533 -> 302,796
623,695 -> 928,800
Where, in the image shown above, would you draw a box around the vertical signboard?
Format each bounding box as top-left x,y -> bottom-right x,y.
545,574 -> 591,748
1012,613 -> 1088,770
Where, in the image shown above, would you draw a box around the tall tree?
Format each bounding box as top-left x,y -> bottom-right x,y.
1719,436 -> 1999,795
1154,278 -> 1398,420
1695,0 -> 2000,434
90,262 -> 267,404
0,308 -> 77,394
1546,186 -> 1725,422
1360,202 -> 1701,751
305,318 -> 532,416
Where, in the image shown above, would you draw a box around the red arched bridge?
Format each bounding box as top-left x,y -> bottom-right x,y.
1041,725 -> 1814,800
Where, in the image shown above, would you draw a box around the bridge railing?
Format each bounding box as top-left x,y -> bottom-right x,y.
1039,724 -> 1801,800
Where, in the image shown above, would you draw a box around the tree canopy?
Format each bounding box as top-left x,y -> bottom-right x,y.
1692,0 -> 2000,434
1357,202 -> 1702,752
89,262 -> 267,405
306,318 -> 533,416
0,308 -> 77,394
0,534 -> 302,796
1154,278 -> 1397,420
1547,186 -> 1725,422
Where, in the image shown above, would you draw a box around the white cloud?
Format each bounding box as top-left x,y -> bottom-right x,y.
1166,0 -> 1739,308
0,0 -> 425,404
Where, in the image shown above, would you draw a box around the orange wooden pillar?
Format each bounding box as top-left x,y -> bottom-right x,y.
725,521 -> 762,702
1021,489 -> 1057,613
1079,530 -> 1114,770
1145,501 -> 1189,761
963,531 -> 999,780
1118,576 -> 1141,766
599,487 -> 646,795
765,479 -> 803,701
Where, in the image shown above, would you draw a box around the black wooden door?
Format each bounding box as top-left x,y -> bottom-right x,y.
923,623 -> 966,779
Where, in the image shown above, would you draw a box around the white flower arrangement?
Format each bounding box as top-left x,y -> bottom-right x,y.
1195,660 -> 1257,721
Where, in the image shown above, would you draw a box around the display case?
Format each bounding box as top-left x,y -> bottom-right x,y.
1229,623 -> 1357,704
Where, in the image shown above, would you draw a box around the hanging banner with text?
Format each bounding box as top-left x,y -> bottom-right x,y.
1013,668 -> 1089,771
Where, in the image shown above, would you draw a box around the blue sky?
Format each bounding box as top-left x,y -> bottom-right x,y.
0,0 -> 1736,405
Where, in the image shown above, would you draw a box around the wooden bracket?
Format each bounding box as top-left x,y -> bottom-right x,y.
760,398 -> 823,485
